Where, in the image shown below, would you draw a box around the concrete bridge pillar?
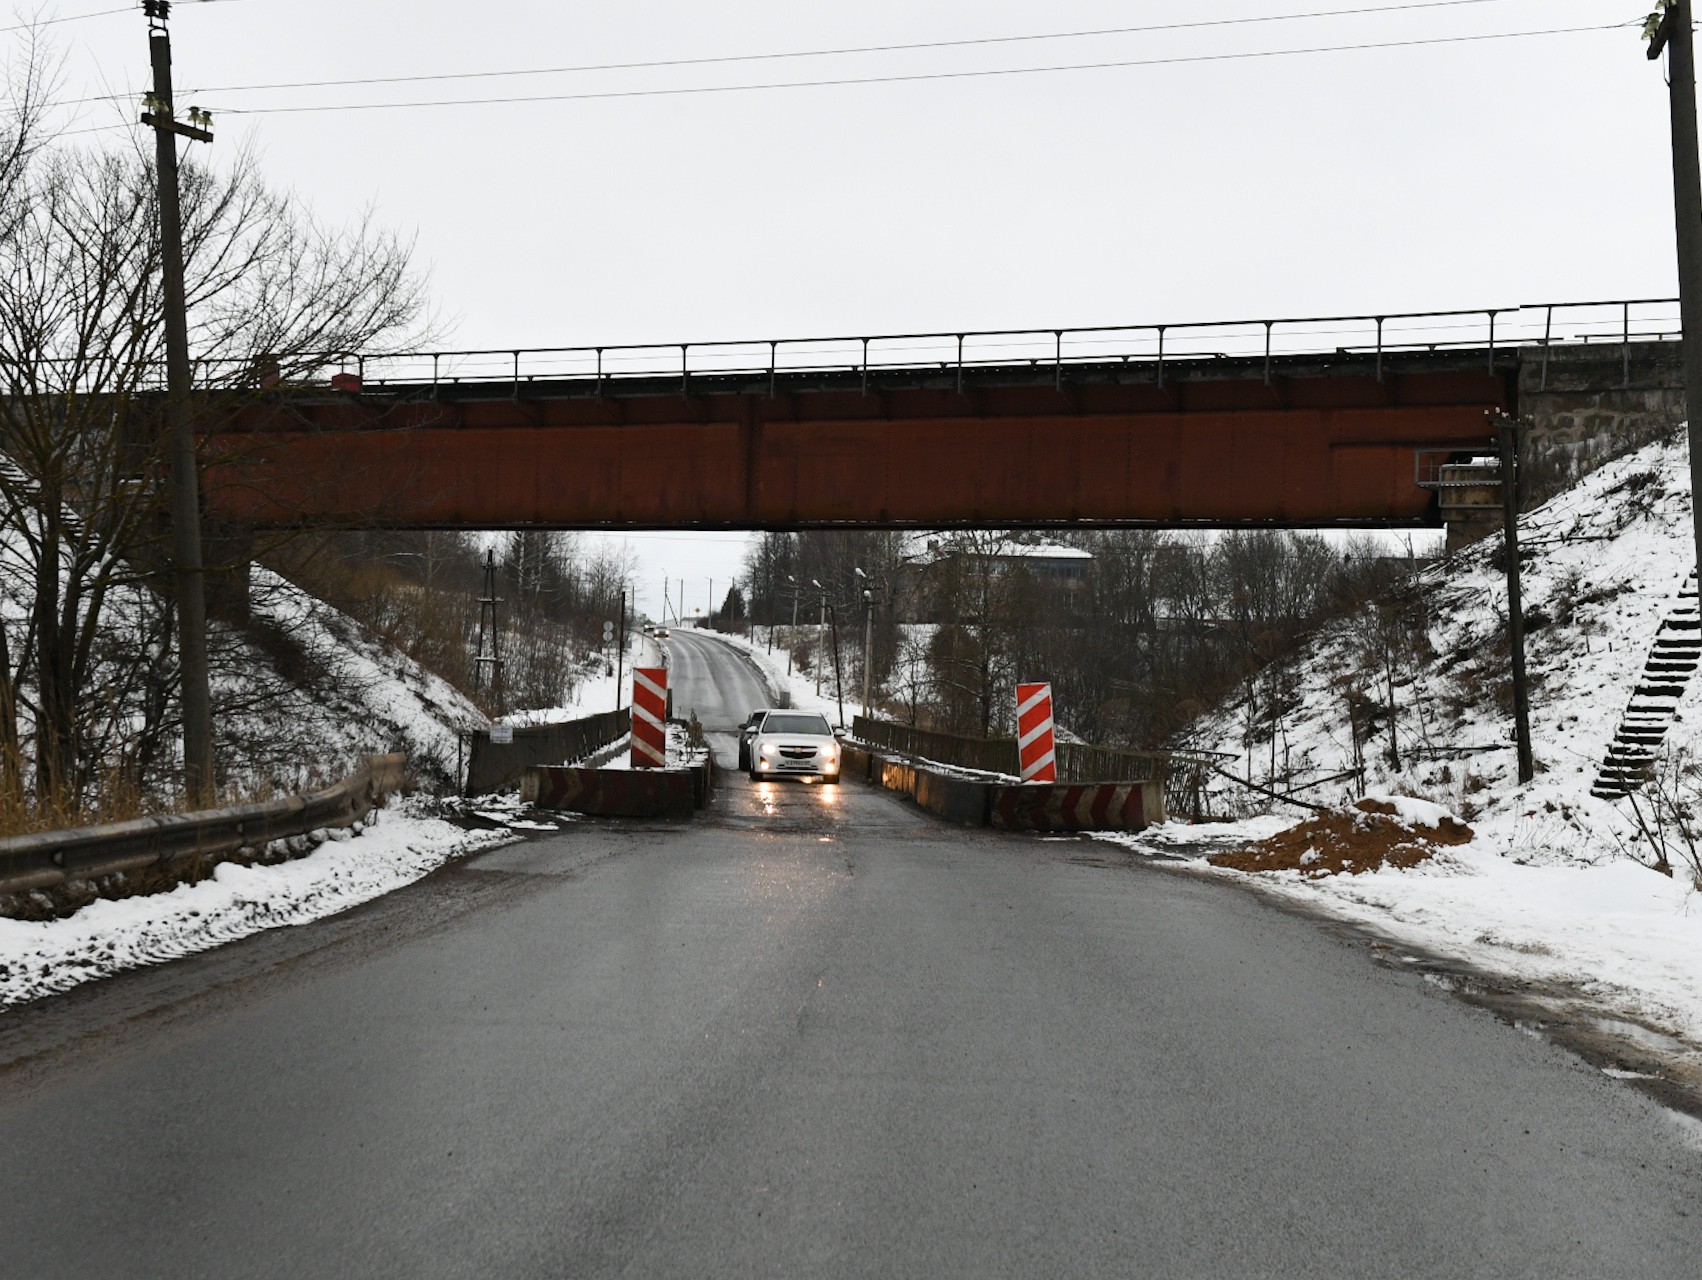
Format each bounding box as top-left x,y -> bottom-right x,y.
1518,340 -> 1687,500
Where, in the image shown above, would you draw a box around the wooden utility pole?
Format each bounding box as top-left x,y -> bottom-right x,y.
1493,413 -> 1535,785
141,2 -> 215,803
1650,1 -> 1702,582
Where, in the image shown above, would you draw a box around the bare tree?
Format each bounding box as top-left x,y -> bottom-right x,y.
923,533 -> 1043,736
0,83 -> 428,819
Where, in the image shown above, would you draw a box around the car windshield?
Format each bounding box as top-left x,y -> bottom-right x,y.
761,713 -> 833,735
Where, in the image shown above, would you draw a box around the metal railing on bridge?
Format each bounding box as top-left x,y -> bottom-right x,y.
312,296 -> 1680,398
464,706 -> 628,795
851,716 -> 1227,818
54,296 -> 1682,398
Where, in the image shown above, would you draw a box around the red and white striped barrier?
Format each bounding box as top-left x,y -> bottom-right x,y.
991,782 -> 1156,832
1016,682 -> 1057,783
631,667 -> 668,768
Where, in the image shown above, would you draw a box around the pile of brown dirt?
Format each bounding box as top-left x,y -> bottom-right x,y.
1208,798 -> 1473,879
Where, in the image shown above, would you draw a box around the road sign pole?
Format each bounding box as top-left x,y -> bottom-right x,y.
604,614 -> 618,709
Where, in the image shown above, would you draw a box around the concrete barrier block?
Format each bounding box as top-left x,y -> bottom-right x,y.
913,770 -> 992,826
847,745 -> 1161,833
989,781 -> 1156,832
839,745 -> 873,783
523,766 -> 698,820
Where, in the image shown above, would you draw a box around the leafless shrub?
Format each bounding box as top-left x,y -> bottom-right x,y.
1615,745 -> 1702,889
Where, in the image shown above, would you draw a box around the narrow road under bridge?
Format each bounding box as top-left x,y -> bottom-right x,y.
1,630 -> 1698,1277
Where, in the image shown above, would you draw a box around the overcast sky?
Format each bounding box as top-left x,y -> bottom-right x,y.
13,0 -> 1681,616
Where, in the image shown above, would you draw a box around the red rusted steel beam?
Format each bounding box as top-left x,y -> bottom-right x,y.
203,361 -> 1508,529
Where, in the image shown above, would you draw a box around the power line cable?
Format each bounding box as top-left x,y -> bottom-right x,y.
50,17 -> 1632,137
209,22 -> 1631,118
84,0 -> 1572,101
1,5 -> 129,35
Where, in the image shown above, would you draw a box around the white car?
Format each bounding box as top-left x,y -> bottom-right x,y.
748,711 -> 841,784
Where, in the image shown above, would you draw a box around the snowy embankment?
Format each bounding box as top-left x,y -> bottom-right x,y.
234,567 -> 487,791
1104,432 -> 1702,1050
0,568 -> 529,1006
0,801 -> 512,1008
1178,435 -> 1702,842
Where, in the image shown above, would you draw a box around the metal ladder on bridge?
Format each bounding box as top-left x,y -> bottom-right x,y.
1591,569 -> 1701,799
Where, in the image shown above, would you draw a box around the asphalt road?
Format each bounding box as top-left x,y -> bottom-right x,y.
667,626 -> 773,732
2,631 -> 1700,1277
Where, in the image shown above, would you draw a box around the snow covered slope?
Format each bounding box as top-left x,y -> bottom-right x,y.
218,567 -> 486,794
1182,430 -> 1702,866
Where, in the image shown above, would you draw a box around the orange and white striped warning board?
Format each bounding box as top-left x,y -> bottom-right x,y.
632,667 -> 668,768
1016,682 -> 1057,783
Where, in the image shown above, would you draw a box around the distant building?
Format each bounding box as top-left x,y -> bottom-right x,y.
896,535 -> 1094,622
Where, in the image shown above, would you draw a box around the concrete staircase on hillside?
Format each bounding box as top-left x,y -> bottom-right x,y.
1591,570 -> 1702,799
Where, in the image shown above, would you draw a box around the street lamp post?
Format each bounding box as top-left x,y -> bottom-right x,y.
828,604 -> 846,729
861,589 -> 873,719
812,578 -> 826,695
786,575 -> 800,677
854,566 -> 872,720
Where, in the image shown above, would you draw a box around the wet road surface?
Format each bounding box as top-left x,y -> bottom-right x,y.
666,626 -> 772,733
2,632 -> 1701,1276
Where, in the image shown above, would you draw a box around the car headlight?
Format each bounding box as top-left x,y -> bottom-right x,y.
822,743 -> 839,760
759,743 -> 777,758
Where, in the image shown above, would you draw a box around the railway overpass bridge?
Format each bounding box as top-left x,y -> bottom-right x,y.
198,301 -> 1684,543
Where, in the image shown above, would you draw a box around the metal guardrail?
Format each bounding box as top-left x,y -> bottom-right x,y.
1054,743 -> 1162,784
126,296 -> 1676,398
345,298 -> 1679,393
30,297 -> 1686,396
852,716 -> 1234,819
464,707 -> 629,795
0,753 -> 406,898
852,717 -> 1021,777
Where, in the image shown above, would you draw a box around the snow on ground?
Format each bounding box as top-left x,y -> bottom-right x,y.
1101,815 -> 1702,1047
0,799 -> 513,1009
1111,430 -> 1702,1052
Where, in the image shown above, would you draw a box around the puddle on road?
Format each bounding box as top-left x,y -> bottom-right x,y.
1593,1017 -> 1695,1058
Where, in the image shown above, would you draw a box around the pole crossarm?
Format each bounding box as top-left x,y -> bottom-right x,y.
140,111 -> 213,144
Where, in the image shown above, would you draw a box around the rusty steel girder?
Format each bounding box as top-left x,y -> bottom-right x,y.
202,357 -> 1511,530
